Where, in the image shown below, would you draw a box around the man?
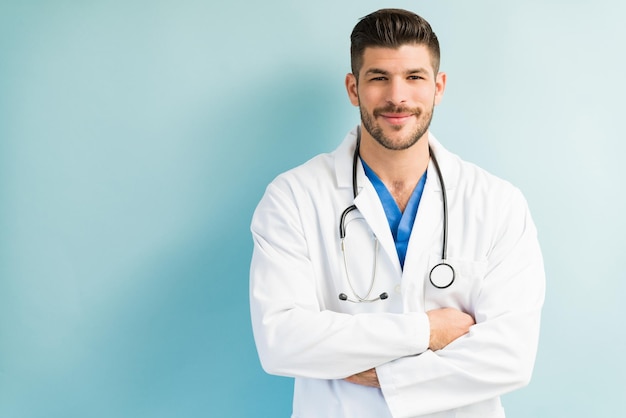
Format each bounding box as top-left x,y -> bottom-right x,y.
250,8 -> 545,418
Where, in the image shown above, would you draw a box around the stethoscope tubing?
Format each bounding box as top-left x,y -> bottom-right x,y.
338,128 -> 455,301
428,143 -> 448,262
338,131 -> 362,239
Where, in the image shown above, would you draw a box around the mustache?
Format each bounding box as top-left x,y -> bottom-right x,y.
373,105 -> 420,117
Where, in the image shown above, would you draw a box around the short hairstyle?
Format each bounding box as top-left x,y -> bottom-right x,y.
350,9 -> 440,79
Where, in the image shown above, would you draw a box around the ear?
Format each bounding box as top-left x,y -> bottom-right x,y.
345,73 -> 359,107
434,72 -> 447,105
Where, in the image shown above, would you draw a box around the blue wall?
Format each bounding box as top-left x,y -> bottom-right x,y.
1,1 -> 624,417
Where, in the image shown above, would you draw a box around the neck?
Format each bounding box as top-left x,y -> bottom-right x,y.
359,128 -> 430,212
359,130 -> 430,184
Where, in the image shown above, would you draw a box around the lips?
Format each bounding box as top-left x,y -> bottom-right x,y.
379,113 -> 414,125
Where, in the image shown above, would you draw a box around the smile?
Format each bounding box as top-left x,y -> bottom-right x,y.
379,113 -> 414,125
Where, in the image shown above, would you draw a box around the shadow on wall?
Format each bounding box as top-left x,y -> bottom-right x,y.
69,72 -> 351,417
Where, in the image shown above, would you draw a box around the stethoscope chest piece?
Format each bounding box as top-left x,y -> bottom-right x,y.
429,262 -> 455,289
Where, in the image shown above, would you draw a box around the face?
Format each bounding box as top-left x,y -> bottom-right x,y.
345,44 -> 446,151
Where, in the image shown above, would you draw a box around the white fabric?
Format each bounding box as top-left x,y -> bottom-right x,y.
250,127 -> 545,418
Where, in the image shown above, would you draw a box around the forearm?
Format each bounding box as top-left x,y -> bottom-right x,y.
344,307 -> 476,388
377,307 -> 542,417
251,276 -> 430,379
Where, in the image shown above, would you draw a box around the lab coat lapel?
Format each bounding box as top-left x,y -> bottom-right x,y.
334,129 -> 401,275
403,162 -> 443,268
353,177 -> 401,275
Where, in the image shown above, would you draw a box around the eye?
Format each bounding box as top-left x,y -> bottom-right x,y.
408,75 -> 425,80
370,76 -> 387,81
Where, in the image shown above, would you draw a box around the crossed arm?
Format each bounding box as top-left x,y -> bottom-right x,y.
344,307 -> 475,388
251,181 -> 545,416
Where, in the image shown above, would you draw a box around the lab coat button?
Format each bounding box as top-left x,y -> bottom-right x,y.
394,284 -> 401,294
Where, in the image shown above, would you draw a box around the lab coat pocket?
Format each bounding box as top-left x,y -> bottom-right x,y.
423,253 -> 487,314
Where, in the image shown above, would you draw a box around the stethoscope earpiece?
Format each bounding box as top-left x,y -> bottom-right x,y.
338,292 -> 388,303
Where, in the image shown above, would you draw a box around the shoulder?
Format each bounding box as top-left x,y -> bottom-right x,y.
253,139 -> 345,216
435,140 -> 523,204
459,156 -> 520,200
263,152 -> 336,206
251,146 -> 344,239
431,138 -> 531,232
433,139 -> 539,258
262,128 -> 357,199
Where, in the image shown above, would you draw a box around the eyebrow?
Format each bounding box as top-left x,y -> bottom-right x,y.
364,67 -> 430,76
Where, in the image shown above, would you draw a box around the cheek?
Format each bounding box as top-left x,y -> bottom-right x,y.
356,89 -> 381,109
416,89 -> 438,106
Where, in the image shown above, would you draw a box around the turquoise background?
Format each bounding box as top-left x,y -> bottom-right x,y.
1,0 -> 624,417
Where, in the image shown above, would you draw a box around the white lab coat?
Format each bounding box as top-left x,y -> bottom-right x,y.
250,127 -> 545,418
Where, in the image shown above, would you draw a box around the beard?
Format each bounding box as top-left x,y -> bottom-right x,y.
359,101 -> 435,151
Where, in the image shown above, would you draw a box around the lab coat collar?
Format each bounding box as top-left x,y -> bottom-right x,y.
426,133 -> 459,192
334,126 -> 361,190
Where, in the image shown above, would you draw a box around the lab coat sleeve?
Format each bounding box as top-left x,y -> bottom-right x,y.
250,179 -> 430,380
376,187 -> 546,418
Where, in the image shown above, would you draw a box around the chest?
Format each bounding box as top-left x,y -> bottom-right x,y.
299,183 -> 495,316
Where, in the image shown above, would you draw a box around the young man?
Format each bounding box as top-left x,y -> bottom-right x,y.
250,8 -> 545,418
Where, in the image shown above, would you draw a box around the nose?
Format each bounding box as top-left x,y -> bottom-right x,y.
386,78 -> 408,106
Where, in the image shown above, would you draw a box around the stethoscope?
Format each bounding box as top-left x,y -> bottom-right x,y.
338,130 -> 455,303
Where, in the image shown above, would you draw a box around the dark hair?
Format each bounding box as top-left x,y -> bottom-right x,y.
350,9 -> 440,78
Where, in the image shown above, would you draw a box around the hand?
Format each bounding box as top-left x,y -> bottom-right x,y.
427,307 -> 475,351
344,368 -> 380,388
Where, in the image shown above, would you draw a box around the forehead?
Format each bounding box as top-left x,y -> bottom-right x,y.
360,44 -> 435,76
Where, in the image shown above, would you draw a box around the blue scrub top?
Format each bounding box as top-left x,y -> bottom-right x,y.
362,159 -> 427,269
